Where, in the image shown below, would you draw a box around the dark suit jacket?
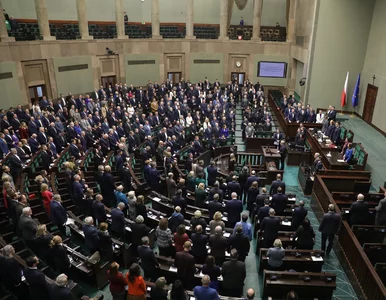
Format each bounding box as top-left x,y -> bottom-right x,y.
292,206 -> 308,230
110,208 -> 125,233
222,259 -> 246,289
271,193 -> 288,215
82,224 -> 100,251
50,200 -> 67,226
172,196 -> 187,214
72,181 -> 84,199
51,244 -> 70,273
318,212 -> 341,235
41,151 -> 51,170
225,199 -> 243,224
246,176 -> 260,188
138,245 -> 159,274
207,201 -> 224,220
227,182 -> 241,197
131,223 -> 150,246
49,285 -> 74,300
206,165 -> 218,186
349,201 -> 369,225
261,216 -> 281,240
24,267 -> 51,300
92,200 -> 107,223
191,232 -> 209,258
97,230 -> 113,261
209,234 -> 227,259
37,132 -> 48,145
175,250 -> 196,281
269,180 -> 286,195
228,233 -> 250,259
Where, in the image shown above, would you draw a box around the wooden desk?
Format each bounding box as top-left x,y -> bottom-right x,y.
286,147 -> 311,166
262,146 -> 281,167
298,166 -> 314,195
245,138 -> 275,152
259,249 -> 325,273
263,270 -> 336,298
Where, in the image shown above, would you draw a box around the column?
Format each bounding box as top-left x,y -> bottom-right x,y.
151,0 -> 161,39
252,0 -> 263,41
0,0 -> 15,42
76,0 -> 92,40
34,0 -> 55,40
287,0 -> 296,43
185,0 -> 195,39
219,0 -> 229,39
115,0 -> 128,39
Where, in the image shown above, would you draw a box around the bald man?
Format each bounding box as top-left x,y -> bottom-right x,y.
349,194 -> 369,226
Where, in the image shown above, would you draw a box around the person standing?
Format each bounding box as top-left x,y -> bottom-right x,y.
221,249 -> 246,297
193,275 -> 219,300
24,256 -> 51,300
318,204 -> 341,255
125,263 -> 146,300
279,140 -> 287,170
175,241 -> 196,290
107,262 -> 128,300
375,192 -> 386,226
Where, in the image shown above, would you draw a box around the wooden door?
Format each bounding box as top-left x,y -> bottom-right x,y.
101,76 -> 117,89
167,72 -> 181,83
362,84 -> 378,123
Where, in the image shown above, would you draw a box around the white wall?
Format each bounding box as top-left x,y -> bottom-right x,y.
360,0 -> 386,131
3,0 -> 286,26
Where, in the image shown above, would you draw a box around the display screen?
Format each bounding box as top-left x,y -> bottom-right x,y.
258,61 -> 287,78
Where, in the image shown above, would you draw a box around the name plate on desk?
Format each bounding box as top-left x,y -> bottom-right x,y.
311,256 -> 324,261
153,197 -> 161,202
282,221 -> 291,226
169,266 -> 177,272
125,226 -> 132,232
224,232 -> 230,238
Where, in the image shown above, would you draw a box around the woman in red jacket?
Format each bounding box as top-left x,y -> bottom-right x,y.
125,263 -> 146,300
107,262 -> 128,300
41,183 -> 53,217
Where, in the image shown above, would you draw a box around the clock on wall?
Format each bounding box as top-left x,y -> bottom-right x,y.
236,61 -> 242,68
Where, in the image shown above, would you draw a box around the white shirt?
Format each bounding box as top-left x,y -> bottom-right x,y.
316,113 -> 325,124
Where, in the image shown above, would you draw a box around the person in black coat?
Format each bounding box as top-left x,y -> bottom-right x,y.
148,162 -> 160,191
225,193 -> 243,228
207,194 -> 224,220
8,149 -> 23,179
228,225 -> 250,262
260,209 -> 281,248
349,194 -> 369,226
279,140 -> 287,170
34,225 -> 53,264
92,194 -> 107,225
150,277 -> 168,300
247,182 -> 259,218
40,145 -> 52,171
100,165 -> 115,207
24,256 -> 51,300
208,182 -> 223,202
172,190 -> 187,215
49,274 -> 75,300
269,174 -> 286,195
294,219 -> 315,250
221,249 -> 246,297
238,167 -> 249,203
110,203 -> 126,238
191,225 -> 209,264
49,236 -> 71,274
131,215 -> 151,250
2,245 -> 24,299
190,210 -> 207,232
83,217 -> 100,253
318,204 -> 341,255
97,222 -> 113,262
271,187 -> 287,215
227,176 -> 241,198
50,194 -> 68,235
138,236 -> 160,281
206,161 -> 218,187
292,201 -> 308,230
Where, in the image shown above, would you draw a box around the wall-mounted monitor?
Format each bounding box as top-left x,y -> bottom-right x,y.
258,61 -> 287,78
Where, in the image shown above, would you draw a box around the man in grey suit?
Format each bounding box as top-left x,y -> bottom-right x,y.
375,192 -> 386,226
245,123 -> 255,138
19,207 -> 38,248
318,204 -> 341,255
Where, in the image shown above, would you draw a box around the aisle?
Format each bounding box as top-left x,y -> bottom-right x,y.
235,103 -> 245,152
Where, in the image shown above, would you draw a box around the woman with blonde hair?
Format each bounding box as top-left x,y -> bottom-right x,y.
41,183 -> 53,217
35,224 -> 53,262
267,238 -> 285,270
186,171 -> 196,192
50,235 -> 70,273
195,182 -> 207,208
209,212 -> 225,234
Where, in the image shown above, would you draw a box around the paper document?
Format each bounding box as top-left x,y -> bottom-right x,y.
65,218 -> 75,225
337,159 -> 345,163
282,221 -> 291,226
311,256 -> 324,261
153,197 -> 161,202
224,232 -> 230,238
169,266 -> 177,272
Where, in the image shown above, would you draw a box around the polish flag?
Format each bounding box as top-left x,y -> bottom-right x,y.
341,71 -> 349,107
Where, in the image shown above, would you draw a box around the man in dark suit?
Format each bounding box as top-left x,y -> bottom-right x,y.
225,193 -> 243,228
208,193 -> 224,220
332,121 -> 342,145
327,105 -> 337,122
172,189 -> 187,215
318,204 -> 341,255
260,208 -> 281,248
100,165 -> 115,207
221,249 -> 246,297
49,274 -> 74,300
40,145 -> 52,171
271,187 -> 288,215
269,174 -> 286,195
206,161 -> 218,186
50,194 -> 68,235
246,170 -> 260,189
138,236 -> 159,281
37,127 -> 48,145
8,148 -> 23,180
190,225 -> 209,264
72,174 -> 85,212
228,225 -> 250,262
110,203 -> 126,238
82,216 -> 100,253
28,134 -> 40,153
175,241 -> 196,290
92,194 -> 107,225
24,256 -> 51,300
148,162 -> 160,191
349,194 -> 369,226
227,176 -> 241,198
292,200 -> 307,230
208,181 -> 223,202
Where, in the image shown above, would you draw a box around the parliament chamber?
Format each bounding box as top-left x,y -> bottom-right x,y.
1,0 -> 386,300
